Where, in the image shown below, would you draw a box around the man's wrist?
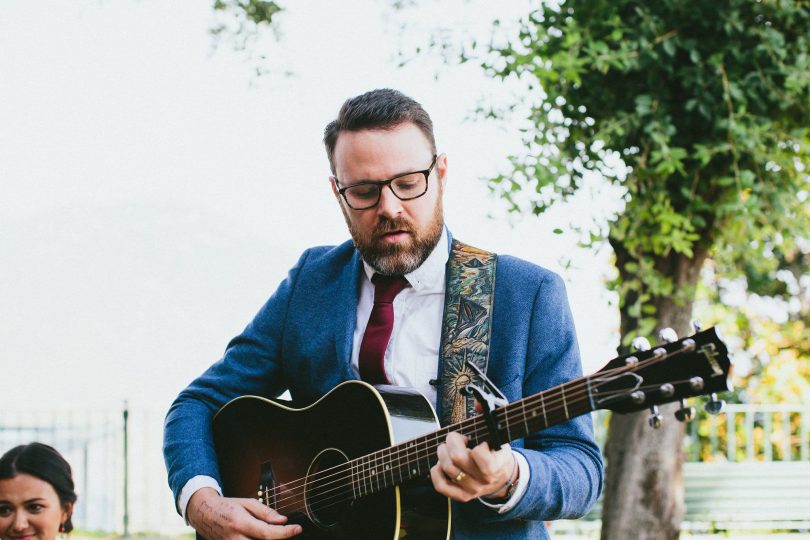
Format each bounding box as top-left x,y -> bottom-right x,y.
481,452 -> 519,501
187,487 -> 220,526
478,451 -> 530,513
178,475 -> 222,523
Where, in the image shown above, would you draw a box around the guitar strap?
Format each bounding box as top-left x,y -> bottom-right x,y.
437,239 -> 497,426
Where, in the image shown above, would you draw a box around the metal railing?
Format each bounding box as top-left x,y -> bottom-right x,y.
0,405 -> 188,535
2,403 -> 807,535
686,403 -> 810,462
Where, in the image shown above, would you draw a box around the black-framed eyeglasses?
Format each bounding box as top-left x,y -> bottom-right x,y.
334,154 -> 438,210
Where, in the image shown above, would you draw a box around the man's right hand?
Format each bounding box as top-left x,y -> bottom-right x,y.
187,487 -> 303,540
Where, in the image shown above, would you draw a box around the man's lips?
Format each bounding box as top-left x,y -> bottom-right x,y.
377,230 -> 411,242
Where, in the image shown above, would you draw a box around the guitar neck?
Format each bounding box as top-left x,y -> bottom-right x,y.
349,377 -> 592,499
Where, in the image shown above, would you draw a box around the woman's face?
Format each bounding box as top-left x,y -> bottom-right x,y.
0,474 -> 71,540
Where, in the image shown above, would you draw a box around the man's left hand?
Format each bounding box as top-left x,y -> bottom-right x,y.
430,431 -> 517,502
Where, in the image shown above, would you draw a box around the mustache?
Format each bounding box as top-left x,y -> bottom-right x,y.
374,218 -> 413,236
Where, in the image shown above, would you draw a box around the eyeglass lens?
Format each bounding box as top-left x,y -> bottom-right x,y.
343,172 -> 427,209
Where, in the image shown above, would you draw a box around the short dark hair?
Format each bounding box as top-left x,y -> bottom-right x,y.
0,443 -> 77,532
323,88 -> 436,175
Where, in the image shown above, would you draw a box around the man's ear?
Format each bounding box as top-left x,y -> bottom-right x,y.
436,153 -> 448,191
329,176 -> 341,201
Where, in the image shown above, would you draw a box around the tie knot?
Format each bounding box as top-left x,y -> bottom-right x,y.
372,274 -> 409,303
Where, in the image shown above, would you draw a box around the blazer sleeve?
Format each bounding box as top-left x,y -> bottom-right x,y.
162,249 -> 311,504
458,271 -> 604,524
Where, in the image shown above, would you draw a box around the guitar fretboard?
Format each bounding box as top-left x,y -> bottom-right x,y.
346,377 -> 592,499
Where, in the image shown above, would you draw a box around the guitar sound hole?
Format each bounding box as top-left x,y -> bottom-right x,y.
305,447 -> 352,530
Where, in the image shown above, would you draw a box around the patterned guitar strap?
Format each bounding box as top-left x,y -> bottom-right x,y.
437,239 -> 497,427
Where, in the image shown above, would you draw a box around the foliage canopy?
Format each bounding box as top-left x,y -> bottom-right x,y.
469,0 -> 809,338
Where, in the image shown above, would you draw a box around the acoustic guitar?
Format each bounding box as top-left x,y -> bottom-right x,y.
210,327 -> 731,539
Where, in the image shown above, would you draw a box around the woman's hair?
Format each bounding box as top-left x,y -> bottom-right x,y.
0,443 -> 77,532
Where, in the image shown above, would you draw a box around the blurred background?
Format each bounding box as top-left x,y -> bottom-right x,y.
1,1 -> 807,538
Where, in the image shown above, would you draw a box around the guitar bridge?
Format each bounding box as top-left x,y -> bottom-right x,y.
258,460 -> 275,507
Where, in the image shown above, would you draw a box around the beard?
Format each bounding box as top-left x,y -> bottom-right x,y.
342,199 -> 444,276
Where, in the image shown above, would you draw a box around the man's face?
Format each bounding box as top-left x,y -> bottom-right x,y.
331,122 -> 447,275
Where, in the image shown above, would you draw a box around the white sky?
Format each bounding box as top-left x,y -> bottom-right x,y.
0,0 -> 619,412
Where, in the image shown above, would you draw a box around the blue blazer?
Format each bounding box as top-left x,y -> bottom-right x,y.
163,237 -> 603,539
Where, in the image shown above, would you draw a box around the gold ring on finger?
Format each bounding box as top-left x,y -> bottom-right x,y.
453,471 -> 466,483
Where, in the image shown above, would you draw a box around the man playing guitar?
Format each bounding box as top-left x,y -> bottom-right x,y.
163,89 -> 604,539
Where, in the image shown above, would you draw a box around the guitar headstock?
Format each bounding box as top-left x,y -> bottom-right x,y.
589,327 -> 732,414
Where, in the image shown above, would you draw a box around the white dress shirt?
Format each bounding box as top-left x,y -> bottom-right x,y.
351,228 -> 449,404
178,228 -> 528,518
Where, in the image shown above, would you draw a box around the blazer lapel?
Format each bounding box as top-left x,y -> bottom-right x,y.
335,249 -> 363,381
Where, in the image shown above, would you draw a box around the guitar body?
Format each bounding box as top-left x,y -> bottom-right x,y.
212,381 -> 451,540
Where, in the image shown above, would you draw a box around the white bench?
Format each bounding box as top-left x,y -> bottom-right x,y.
683,461 -> 810,532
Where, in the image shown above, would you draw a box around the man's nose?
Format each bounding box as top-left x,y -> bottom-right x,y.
376,185 -> 403,218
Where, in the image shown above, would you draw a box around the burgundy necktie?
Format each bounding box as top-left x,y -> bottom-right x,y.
358,274 -> 410,384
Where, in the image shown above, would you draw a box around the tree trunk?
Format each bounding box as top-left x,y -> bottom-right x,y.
600,242 -> 708,540
601,403 -> 686,540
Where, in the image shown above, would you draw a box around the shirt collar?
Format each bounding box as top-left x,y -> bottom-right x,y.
362,226 -> 449,293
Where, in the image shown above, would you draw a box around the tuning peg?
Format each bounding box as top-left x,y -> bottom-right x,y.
659,327 -> 678,343
705,393 -> 726,415
659,383 -> 675,398
632,336 -> 651,352
675,399 -> 696,422
648,405 -> 663,429
691,319 -> 702,333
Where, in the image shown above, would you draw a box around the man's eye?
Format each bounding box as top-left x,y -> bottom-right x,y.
393,173 -> 423,191
0,506 -> 12,517
349,185 -> 379,199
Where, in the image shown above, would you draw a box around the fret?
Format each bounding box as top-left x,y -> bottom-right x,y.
407,440 -> 419,478
374,452 -> 382,491
384,449 -> 393,489
520,398 -> 530,437
561,384 -> 569,419
357,455 -> 362,496
378,450 -> 384,491
356,457 -> 363,497
350,458 -> 357,500
585,375 -> 596,410
374,451 -> 381,490
540,392 -> 548,427
392,442 -> 405,483
373,450 -> 382,492
365,455 -> 372,496
368,452 -> 380,493
421,436 -> 431,477
502,406 -> 512,442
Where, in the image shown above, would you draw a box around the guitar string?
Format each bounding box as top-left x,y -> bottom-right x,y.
266,347 -> 693,505
264,343 -> 702,511
263,341 -> 693,506
267,355 -> 690,513
266,377 -> 581,507
271,376 -> 702,515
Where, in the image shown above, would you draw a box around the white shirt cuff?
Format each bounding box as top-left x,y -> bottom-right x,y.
477,451 -> 530,514
178,475 -> 222,523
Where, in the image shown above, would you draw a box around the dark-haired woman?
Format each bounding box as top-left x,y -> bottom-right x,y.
0,443 -> 77,540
